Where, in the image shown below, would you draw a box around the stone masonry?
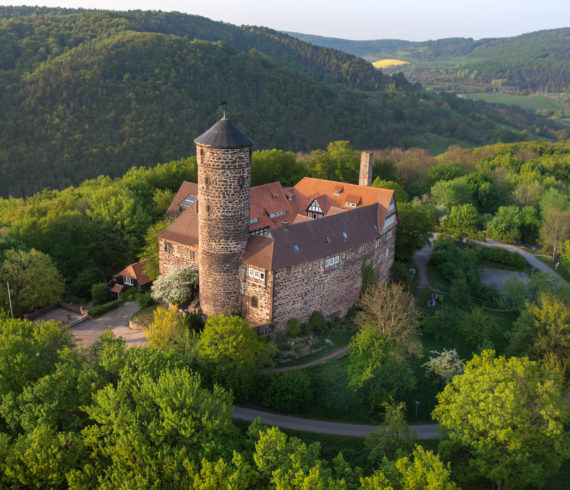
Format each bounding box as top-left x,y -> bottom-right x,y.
197,145 -> 251,317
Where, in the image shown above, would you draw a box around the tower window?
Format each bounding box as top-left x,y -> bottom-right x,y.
238,176 -> 245,189
205,177 -> 210,186
251,296 -> 258,308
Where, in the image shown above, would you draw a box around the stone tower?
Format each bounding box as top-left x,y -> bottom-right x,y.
359,151 -> 373,187
194,117 -> 253,317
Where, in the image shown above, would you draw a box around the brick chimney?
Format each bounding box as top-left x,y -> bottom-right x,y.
359,151 -> 373,187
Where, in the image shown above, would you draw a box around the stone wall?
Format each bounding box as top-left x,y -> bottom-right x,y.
158,238 -> 197,275
271,223 -> 396,328
197,145 -> 251,317
239,264 -> 274,325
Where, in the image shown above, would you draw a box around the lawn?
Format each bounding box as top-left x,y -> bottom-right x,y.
130,304 -> 157,327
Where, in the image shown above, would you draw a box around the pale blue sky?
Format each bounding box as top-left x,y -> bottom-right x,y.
2,0 -> 569,40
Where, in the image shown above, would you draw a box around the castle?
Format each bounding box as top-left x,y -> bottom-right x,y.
157,117 -> 398,327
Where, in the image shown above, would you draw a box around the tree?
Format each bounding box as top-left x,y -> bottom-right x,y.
0,248 -> 64,316
348,329 -> 416,411
423,349 -> 464,384
361,446 -> 457,489
355,282 -> 420,356
431,178 -> 473,210
150,265 -> 198,305
432,350 -> 570,489
76,368 -> 237,488
540,209 -> 570,259
365,400 -> 415,464
485,206 -> 521,243
372,177 -> 409,203
443,203 -> 479,238
458,306 -> 497,348
394,201 -> 435,261
197,315 -> 274,400
262,371 -> 312,412
508,293 -> 570,372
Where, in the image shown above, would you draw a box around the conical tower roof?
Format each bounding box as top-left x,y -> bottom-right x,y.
194,116 -> 253,148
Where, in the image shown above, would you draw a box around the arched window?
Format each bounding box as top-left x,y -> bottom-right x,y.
251,296 -> 258,308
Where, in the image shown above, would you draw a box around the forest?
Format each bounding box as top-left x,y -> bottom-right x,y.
291,28 -> 570,94
0,138 -> 569,488
0,7 -> 566,197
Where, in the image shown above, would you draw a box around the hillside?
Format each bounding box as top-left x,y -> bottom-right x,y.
0,7 -> 565,197
288,29 -> 570,94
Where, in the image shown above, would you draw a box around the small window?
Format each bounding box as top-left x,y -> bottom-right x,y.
124,276 -> 133,286
250,218 -> 258,225
190,250 -> 196,260
314,283 -> 324,294
260,272 -> 265,280
342,232 -> 348,240
164,242 -> 172,253
358,244 -> 365,253
287,194 -> 293,201
251,296 -> 258,308
293,244 -> 299,252
205,177 -> 210,186
238,176 -> 245,189
206,204 -> 211,212
308,263 -> 312,271
325,236 -> 331,244
375,240 -> 379,249
385,248 -> 390,257
325,256 -> 339,268
342,252 -> 346,260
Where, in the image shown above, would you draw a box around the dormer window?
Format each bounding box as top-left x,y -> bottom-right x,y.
250,218 -> 258,225
333,185 -> 343,196
124,276 -> 133,286
325,236 -> 331,244
287,194 -> 293,201
293,244 -> 300,252
342,232 -> 348,240
269,210 -> 286,219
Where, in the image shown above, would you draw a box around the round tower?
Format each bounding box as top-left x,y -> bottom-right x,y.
194,117 -> 253,317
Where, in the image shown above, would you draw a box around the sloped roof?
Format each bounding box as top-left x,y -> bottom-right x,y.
268,204 -> 381,270
294,177 -> 394,228
165,181 -> 198,218
157,205 -> 199,246
118,258 -> 154,286
242,235 -> 275,270
249,182 -> 299,230
194,117 -> 253,148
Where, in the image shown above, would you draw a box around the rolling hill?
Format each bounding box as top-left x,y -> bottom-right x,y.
0,7 -> 565,197
288,28 -> 570,94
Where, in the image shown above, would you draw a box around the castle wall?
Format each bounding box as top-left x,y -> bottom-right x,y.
197,145 -> 251,317
271,224 -> 396,328
240,265 -> 274,325
158,238 -> 197,275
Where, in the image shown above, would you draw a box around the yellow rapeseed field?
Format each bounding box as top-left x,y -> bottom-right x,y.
372,59 -> 409,69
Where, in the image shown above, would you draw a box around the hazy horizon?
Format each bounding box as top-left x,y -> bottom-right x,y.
0,1 -> 568,41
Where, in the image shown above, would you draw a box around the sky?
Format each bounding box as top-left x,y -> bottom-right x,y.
2,0 -> 569,41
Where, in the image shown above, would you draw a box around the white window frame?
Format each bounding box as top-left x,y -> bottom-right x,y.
248,268 -> 265,281
385,247 -> 390,257
308,263 -> 312,271
325,255 -> 340,268
164,242 -> 172,253
314,283 -> 324,294
124,276 -> 133,286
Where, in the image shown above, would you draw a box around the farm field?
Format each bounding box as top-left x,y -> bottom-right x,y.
463,92 -> 570,119
372,58 -> 408,68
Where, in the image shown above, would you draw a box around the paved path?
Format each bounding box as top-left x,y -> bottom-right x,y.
232,406 -> 441,439
472,239 -> 567,285
275,347 -> 348,373
72,302 -> 148,347
413,237 -> 435,289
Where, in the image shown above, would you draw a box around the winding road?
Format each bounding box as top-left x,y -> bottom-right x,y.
232,406 -> 441,439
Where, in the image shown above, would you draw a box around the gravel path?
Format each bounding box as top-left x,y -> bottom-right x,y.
232,406 -> 441,439
72,302 -> 148,347
275,346 -> 348,373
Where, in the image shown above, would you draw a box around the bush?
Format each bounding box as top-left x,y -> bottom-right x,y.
90,299 -> 123,317
286,318 -> 302,338
479,247 -> 527,269
300,322 -> 311,336
390,261 -> 409,283
309,311 -> 327,334
186,311 -> 205,333
91,283 -> 109,306
136,292 -> 152,308
262,371 -> 313,412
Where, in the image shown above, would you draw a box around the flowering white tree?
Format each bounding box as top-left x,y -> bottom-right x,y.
423,349 -> 464,384
151,266 -> 198,305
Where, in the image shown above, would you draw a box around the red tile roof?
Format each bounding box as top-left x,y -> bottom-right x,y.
157,205 -> 199,246
117,258 -> 154,286
111,284 -> 124,294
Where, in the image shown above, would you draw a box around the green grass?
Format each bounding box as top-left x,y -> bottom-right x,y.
463,92 -> 570,118
130,304 -> 157,326
534,255 -> 570,282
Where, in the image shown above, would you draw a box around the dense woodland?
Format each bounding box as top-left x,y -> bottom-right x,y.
291,28 -> 570,94
0,7 -> 566,197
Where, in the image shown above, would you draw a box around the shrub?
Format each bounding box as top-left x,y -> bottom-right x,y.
286,318 -> 302,338
186,311 -> 205,333
262,371 -> 313,412
479,247 -> 527,269
136,292 -> 152,308
390,261 -> 409,283
90,299 -> 123,317
300,322 -> 311,336
309,311 -> 327,334
151,266 -> 198,305
91,283 -> 109,306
